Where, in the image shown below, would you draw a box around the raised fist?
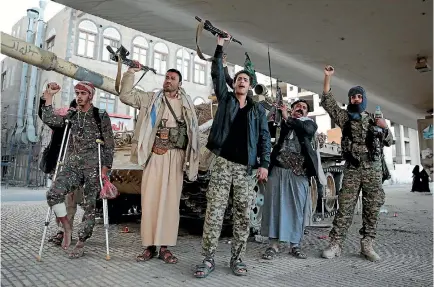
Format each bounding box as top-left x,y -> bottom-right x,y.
217,31 -> 231,46
128,60 -> 142,73
45,82 -> 61,97
324,65 -> 334,76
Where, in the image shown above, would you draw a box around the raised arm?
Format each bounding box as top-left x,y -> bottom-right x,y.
285,117 -> 318,139
320,66 -> 349,128
211,35 -> 233,101
119,61 -> 154,109
41,83 -> 66,128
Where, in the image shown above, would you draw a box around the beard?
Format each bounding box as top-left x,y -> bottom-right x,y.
347,103 -> 364,113
292,109 -> 305,118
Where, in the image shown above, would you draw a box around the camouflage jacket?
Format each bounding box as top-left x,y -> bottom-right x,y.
321,90 -> 393,168
41,105 -> 115,169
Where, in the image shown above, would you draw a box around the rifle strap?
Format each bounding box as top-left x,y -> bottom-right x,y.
114,52 -> 146,95
115,53 -> 122,95
195,21 -> 214,62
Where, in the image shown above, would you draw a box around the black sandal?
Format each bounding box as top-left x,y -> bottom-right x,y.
158,249 -> 178,264
230,258 -> 248,276
262,247 -> 278,260
136,246 -> 158,262
290,247 -> 307,259
194,257 -> 215,279
48,231 -> 64,245
49,231 -> 71,246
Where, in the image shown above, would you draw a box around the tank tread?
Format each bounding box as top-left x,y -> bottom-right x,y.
323,166 -> 344,174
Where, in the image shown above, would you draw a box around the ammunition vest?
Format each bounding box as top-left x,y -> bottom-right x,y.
341,112 -> 383,167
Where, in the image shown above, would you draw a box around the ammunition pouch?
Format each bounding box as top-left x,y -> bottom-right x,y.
169,122 -> 188,150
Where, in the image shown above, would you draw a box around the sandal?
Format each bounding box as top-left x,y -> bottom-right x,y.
262,247 -> 278,260
158,248 -> 178,264
136,246 -> 158,262
230,258 -> 248,276
193,257 -> 215,279
290,247 -> 307,259
68,246 -> 85,259
48,231 -> 64,246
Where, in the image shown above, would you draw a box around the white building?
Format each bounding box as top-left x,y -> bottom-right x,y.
1,6 -> 420,186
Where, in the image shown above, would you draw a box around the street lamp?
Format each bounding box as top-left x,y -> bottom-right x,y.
27,8 -> 40,20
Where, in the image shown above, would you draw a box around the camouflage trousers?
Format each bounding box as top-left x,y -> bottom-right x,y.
47,163 -> 100,242
329,162 -> 385,245
202,156 -> 256,261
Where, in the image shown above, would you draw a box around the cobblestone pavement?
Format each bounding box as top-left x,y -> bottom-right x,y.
1,184 -> 432,287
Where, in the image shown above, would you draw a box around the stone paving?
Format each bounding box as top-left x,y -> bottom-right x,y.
1,184 -> 433,287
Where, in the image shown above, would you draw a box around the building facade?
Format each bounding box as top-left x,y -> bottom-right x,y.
0,6 -> 420,186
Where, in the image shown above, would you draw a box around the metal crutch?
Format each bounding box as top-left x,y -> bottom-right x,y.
97,139 -> 110,261
37,120 -> 71,261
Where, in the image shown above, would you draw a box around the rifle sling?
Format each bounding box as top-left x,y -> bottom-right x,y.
195,21 -> 214,62
114,53 -> 146,95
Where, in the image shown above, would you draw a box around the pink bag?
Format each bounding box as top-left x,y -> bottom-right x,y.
100,174 -> 119,199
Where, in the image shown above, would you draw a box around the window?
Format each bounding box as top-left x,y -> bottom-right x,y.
99,92 -> 116,113
46,36 -> 55,52
77,20 -> 97,58
102,27 -> 121,62
132,36 -> 148,65
153,43 -> 168,75
193,55 -> 206,85
176,49 -> 190,81
1,71 -> 6,91
193,97 -> 205,105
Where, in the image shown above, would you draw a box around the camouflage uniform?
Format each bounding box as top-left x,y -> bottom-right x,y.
321,90 -> 393,257
202,156 -> 257,260
41,105 -> 114,242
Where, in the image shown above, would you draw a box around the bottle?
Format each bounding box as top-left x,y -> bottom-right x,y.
374,106 -> 383,132
374,106 -> 383,119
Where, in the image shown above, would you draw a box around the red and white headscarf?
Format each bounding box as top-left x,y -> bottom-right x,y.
74,81 -> 96,100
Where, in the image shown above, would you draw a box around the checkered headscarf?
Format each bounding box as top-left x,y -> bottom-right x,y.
74,81 -> 96,99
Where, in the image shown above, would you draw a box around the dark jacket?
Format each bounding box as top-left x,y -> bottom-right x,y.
269,117 -> 319,178
207,45 -> 271,173
38,98 -> 76,174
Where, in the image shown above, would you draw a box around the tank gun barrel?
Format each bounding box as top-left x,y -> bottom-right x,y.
0,32 -> 133,96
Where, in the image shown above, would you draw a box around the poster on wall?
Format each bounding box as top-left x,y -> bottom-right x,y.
417,118 -> 433,181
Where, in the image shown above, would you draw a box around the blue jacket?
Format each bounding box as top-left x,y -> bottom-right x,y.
207,45 -> 271,174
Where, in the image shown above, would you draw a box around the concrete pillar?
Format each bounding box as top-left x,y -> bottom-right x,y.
394,124 -> 405,164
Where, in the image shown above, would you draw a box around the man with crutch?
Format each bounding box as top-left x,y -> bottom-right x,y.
38,81 -> 114,259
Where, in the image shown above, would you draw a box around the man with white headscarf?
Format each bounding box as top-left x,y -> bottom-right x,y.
40,81 -> 114,258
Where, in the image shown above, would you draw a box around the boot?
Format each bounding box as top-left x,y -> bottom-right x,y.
360,237 -> 381,262
321,242 -> 342,259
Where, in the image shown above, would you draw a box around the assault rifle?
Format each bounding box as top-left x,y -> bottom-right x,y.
274,79 -> 283,127
106,45 -> 156,74
106,45 -> 156,94
195,16 -> 242,45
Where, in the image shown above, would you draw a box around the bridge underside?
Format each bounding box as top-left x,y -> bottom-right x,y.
54,0 -> 433,128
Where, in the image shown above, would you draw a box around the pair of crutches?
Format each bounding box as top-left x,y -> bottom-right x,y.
37,120 -> 111,261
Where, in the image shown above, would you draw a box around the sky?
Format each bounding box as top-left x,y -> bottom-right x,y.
0,0 -> 65,61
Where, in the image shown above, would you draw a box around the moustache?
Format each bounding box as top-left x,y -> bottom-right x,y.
295,109 -> 303,115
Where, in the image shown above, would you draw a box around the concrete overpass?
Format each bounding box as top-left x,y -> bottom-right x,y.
53,0 -> 433,128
